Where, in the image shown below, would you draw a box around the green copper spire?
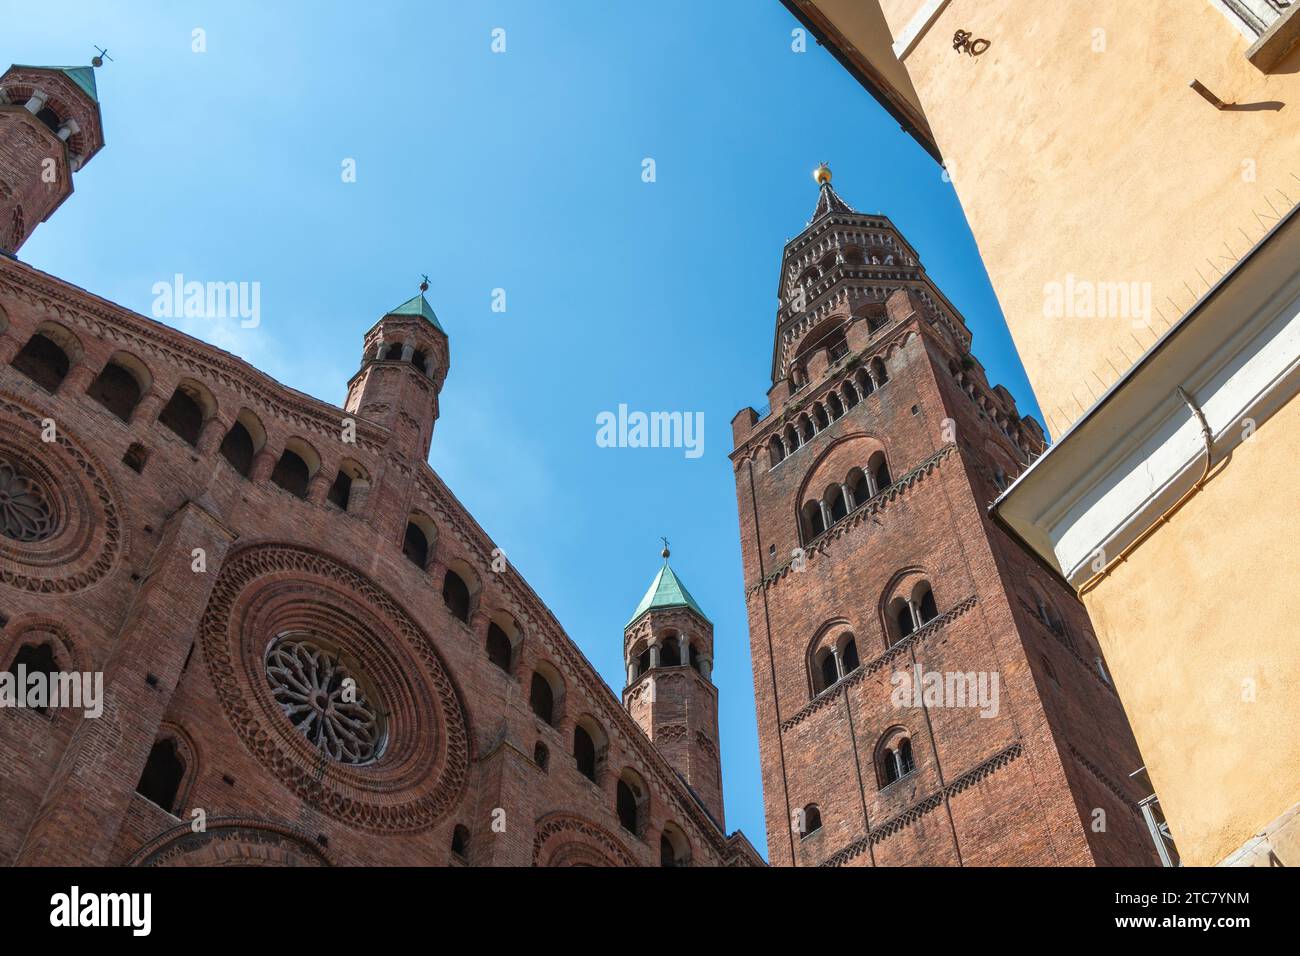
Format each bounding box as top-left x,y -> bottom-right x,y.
626,543 -> 710,627
385,292 -> 444,333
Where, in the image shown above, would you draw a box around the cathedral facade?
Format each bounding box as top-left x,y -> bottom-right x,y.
730,167 -> 1163,867
0,62 -> 760,867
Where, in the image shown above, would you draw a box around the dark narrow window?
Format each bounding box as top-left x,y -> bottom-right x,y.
689,643 -> 701,672
327,470 -> 352,509
443,570 -> 470,622
5,643 -> 57,715
802,804 -> 822,836
898,738 -> 915,775
529,672 -> 554,725
819,653 -> 838,691
36,106 -> 60,133
383,343 -> 403,360
844,382 -> 859,408
533,742 -> 549,771
574,725 -> 597,781
86,363 -> 141,421
874,460 -> 892,491
411,349 -> 428,371
841,639 -> 860,674
270,450 -> 309,498
616,780 -> 639,834
918,589 -> 938,625
660,835 -> 677,867
136,739 -> 185,814
403,522 -> 429,568
451,825 -> 469,859
158,388 -> 205,446
123,443 -> 148,474
486,623 -> 512,672
828,490 -> 848,523
883,748 -> 900,785
896,605 -> 915,640
850,473 -> 871,508
219,422 -> 254,476
805,502 -> 826,538
11,334 -> 70,391
636,648 -> 650,677
660,640 -> 680,667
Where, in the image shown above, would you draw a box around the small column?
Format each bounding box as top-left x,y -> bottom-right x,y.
23,90 -> 48,114
307,469 -> 332,505
648,642 -> 661,670
249,447 -> 278,483
840,483 -> 853,516
130,387 -> 168,425
820,501 -> 833,531
196,417 -> 227,457
626,661 -> 637,685
698,655 -> 713,682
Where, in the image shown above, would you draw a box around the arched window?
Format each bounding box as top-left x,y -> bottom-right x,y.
574,725 -> 597,781
403,521 -> 430,569
768,435 -> 786,467
486,623 -> 513,672
826,391 -> 844,419
443,569 -> 471,621
383,343 -> 404,361
841,637 -> 859,674
219,421 -> 255,475
784,423 -> 800,451
270,449 -> 310,497
893,599 -> 915,642
826,484 -> 848,524
817,650 -> 838,692
799,415 -> 815,443
616,770 -> 648,836
843,380 -> 859,408
802,500 -> 826,540
660,635 -> 681,667
879,734 -> 915,787
870,356 -> 889,386
800,804 -> 822,837
660,824 -> 690,867
158,386 -> 206,446
813,403 -> 829,430
848,468 -> 871,509
868,451 -> 891,492
826,332 -> 849,364
916,585 -> 938,626
87,361 -> 143,421
327,469 -> 352,509
530,669 -> 558,725
136,738 -> 185,814
534,742 -> 549,771
10,333 -> 71,391
688,642 -> 701,672
5,643 -> 58,715
451,824 -> 469,860
856,367 -> 875,398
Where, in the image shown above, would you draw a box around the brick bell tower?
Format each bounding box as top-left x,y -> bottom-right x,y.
344,282 -> 449,461
729,166 -> 1161,867
0,62 -> 105,256
622,544 -> 725,827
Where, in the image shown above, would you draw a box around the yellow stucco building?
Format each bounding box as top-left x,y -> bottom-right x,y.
782,0 -> 1300,865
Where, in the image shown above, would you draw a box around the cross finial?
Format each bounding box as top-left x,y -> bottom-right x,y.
419,274 -> 429,294
660,537 -> 670,560
92,46 -> 113,68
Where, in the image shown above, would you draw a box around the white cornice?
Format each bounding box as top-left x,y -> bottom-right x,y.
994,203 -> 1300,587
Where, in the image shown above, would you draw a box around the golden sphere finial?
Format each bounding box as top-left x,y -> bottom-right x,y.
813,162 -> 832,185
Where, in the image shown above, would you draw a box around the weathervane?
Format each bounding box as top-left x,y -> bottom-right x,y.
92,46 -> 113,68
661,537 -> 670,560
419,274 -> 429,294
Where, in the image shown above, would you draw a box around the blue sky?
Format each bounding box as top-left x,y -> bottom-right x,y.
8,0 -> 1042,857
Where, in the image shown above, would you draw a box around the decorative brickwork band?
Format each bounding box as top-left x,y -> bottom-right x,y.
818,742 -> 1025,867
781,594 -> 978,732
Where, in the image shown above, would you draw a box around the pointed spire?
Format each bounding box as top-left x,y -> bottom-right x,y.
809,162 -> 856,224
385,289 -> 444,333
627,544 -> 710,627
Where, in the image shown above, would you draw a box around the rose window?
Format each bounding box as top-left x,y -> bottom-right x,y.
265,636 -> 385,764
0,456 -> 55,542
